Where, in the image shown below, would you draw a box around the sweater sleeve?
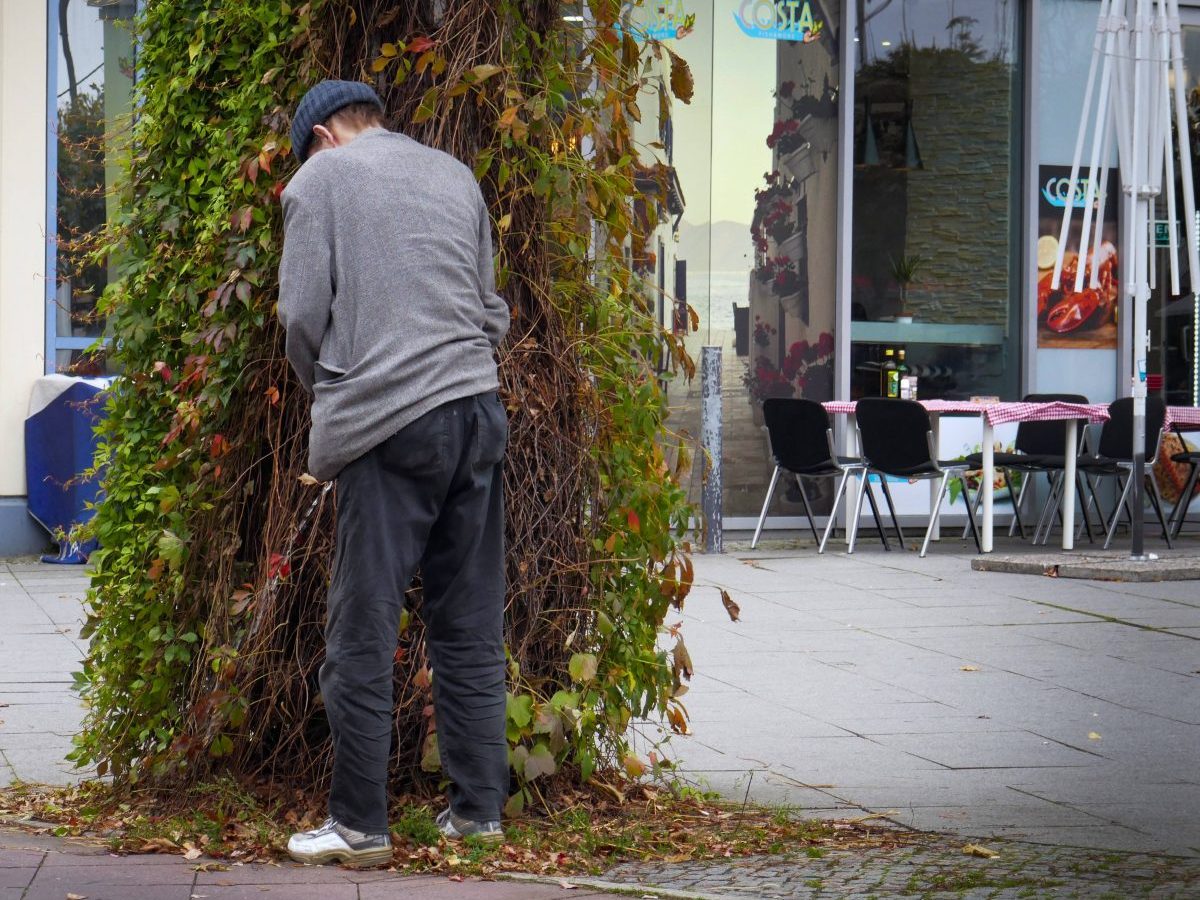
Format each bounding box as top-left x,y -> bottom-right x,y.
476,192 -> 510,349
278,182 -> 334,393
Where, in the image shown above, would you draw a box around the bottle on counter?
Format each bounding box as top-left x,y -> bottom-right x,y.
885,348 -> 901,399
882,347 -> 897,397
896,349 -> 910,399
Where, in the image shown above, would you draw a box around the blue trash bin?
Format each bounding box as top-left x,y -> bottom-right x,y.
24,378 -> 111,564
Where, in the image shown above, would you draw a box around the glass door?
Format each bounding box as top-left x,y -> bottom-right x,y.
1148,8 -> 1200,407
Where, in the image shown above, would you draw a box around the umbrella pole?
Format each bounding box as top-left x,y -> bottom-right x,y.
1128,0 -> 1150,560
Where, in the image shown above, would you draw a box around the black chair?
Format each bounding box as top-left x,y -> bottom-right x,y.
1167,431 -> 1199,539
752,398 -> 894,553
1039,397 -> 1171,549
962,393 -> 1093,542
851,398 -> 981,557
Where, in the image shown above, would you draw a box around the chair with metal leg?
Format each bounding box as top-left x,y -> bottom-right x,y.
851,398 -> 981,558
751,398 -> 895,553
1166,430 -> 1199,539
1042,397 -> 1172,549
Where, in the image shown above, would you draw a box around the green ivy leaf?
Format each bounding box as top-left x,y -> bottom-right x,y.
523,743 -> 557,781
569,652 -> 598,683
506,692 -> 534,728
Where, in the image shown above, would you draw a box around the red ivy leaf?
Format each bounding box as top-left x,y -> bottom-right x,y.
153,361 -> 173,382
407,35 -> 436,53
264,385 -> 280,405
627,509 -> 641,533
246,158 -> 259,185
267,552 -> 291,580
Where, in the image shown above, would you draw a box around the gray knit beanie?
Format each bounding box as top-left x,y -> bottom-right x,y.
290,80 -> 384,162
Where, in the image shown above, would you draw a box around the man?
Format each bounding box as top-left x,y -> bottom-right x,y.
278,80 -> 511,867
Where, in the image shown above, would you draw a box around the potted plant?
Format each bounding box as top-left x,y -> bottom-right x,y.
771,259 -> 800,299
889,252 -> 926,323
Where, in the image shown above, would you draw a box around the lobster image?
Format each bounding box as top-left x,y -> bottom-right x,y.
1037,242 -> 1119,333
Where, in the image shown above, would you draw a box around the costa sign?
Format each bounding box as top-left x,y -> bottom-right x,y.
733,0 -> 825,41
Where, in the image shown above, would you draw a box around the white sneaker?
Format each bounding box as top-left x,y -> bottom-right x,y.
287,817 -> 393,867
436,807 -> 503,842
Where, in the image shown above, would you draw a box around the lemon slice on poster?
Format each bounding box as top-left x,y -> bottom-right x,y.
1037,234 -> 1059,270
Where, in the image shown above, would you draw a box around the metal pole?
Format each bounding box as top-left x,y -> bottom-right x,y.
700,346 -> 723,553
1130,0 -> 1150,559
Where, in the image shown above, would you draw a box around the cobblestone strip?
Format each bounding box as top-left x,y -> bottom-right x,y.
596,838 -> 1200,899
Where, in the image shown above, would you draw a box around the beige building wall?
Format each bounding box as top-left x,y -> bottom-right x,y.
0,0 -> 49,497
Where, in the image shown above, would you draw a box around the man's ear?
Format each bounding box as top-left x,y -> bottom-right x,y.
312,123 -> 336,150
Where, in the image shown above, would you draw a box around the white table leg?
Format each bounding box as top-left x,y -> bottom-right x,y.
1062,421 -> 1077,551
981,418 -> 994,553
845,413 -> 859,546
929,415 -> 942,541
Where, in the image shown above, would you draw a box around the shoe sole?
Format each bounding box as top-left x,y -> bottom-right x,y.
288,846 -> 394,868
441,830 -> 504,844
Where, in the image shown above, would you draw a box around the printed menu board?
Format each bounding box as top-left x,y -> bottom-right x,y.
1036,165 -> 1119,349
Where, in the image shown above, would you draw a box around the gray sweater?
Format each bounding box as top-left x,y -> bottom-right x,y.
278,128 -> 509,481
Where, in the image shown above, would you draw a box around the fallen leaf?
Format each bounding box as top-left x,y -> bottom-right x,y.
558,881 -> 579,889
298,473 -> 319,486
960,665 -> 980,672
719,589 -> 740,621
192,863 -> 228,872
184,846 -> 203,860
962,843 -> 1000,859
67,894 -> 87,900
139,837 -> 180,853
1088,731 -> 1102,741
445,852 -> 460,866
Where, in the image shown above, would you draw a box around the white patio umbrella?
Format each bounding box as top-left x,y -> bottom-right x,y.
1053,0 -> 1200,559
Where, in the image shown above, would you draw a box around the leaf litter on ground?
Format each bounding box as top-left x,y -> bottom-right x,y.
0,776 -> 921,876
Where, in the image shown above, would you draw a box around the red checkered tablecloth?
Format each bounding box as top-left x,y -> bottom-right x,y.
822,400 -> 1109,426
1167,406 -> 1200,430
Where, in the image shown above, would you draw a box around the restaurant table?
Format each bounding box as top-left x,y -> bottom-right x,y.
1164,407 -> 1200,536
823,400 -> 1110,552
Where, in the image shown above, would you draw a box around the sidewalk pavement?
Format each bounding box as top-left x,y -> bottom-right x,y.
0,828 -> 619,900
653,541 -> 1200,857
3,545 -> 1200,898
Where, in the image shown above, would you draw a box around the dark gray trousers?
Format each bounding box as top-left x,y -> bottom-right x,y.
320,392 -> 509,833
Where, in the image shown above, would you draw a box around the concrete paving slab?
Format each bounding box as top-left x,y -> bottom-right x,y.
973,551 -> 1200,581
41,850 -> 198,866
194,866 -> 361,886
196,886 -> 359,900
0,868 -> 35,889
24,885 -> 195,900
2,744 -> 82,784
27,861 -> 195,884
360,880 -> 610,898
870,729 -> 1103,769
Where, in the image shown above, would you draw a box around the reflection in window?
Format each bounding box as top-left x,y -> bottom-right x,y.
52,0 -> 136,375
851,0 -> 1020,400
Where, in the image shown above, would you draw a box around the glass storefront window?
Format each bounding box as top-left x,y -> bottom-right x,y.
49,0 -> 136,375
850,0 -> 1021,401
667,0 -> 843,520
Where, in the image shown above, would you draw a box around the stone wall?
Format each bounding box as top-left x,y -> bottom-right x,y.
904,51 -> 1014,326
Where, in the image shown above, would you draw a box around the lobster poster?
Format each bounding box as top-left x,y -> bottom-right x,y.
1036,165 -> 1119,349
